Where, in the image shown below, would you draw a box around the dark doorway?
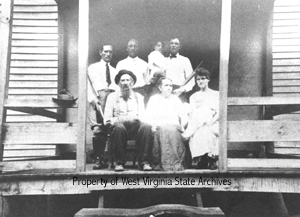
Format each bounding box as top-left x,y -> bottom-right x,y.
89,0 -> 221,90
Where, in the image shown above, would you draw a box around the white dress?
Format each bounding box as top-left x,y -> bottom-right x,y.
185,89 -> 219,158
145,94 -> 187,171
147,50 -> 166,81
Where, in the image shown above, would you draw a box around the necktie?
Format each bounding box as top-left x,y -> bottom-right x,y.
170,54 -> 177,59
106,63 -> 111,86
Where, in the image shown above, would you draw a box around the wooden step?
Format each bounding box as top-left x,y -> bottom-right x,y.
5,98 -> 78,108
3,122 -> 77,144
75,204 -> 225,217
228,120 -> 300,142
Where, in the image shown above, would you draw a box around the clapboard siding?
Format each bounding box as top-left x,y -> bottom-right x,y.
12,40 -> 58,46
13,12 -> 58,19
13,19 -> 58,26
272,0 -> 300,96
14,5 -> 58,12
273,52 -> 300,59
14,0 -> 57,5
9,74 -> 58,80
12,26 -> 58,33
273,66 -> 300,72
273,73 -> 300,79
12,33 -> 58,40
275,0 -> 300,6
273,39 -> 300,46
11,54 -> 58,60
4,0 -> 59,161
10,67 -> 57,74
12,47 -> 58,53
271,0 -> 300,156
8,88 -> 57,95
11,60 -> 58,67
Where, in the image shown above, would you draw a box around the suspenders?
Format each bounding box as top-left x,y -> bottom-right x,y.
115,91 -> 139,117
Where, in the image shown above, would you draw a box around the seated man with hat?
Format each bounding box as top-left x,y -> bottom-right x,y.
104,70 -> 153,172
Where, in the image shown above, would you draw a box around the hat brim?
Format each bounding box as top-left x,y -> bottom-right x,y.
115,70 -> 137,85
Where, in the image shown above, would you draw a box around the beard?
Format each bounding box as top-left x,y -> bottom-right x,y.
121,85 -> 131,101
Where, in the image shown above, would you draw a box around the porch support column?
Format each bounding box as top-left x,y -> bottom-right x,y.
77,0 -> 89,172
219,0 -> 232,172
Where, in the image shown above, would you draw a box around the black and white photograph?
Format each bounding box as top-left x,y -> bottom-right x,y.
1,0 -> 300,216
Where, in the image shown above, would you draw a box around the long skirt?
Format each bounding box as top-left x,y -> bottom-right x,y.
152,125 -> 185,171
189,122 -> 219,158
185,107 -> 219,158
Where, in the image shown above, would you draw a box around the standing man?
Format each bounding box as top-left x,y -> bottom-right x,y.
116,39 -> 148,88
87,44 -> 117,170
104,70 -> 153,172
165,38 -> 194,97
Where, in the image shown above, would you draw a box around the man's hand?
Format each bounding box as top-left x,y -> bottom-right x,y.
92,125 -> 102,134
91,98 -> 100,107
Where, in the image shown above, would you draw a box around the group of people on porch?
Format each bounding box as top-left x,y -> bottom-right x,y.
87,38 -> 219,172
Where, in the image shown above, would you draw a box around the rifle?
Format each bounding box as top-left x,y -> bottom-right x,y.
181,61 -> 203,87
87,74 -> 105,118
173,61 -> 204,95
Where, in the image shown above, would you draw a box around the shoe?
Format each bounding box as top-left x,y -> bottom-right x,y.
143,163 -> 152,171
208,157 -> 218,170
93,159 -> 108,170
115,164 -> 124,172
196,154 -> 208,169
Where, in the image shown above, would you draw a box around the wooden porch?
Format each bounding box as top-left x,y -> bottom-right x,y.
2,0 -> 300,216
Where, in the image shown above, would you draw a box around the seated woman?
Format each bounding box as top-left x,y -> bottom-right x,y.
182,68 -> 219,170
145,77 -> 187,171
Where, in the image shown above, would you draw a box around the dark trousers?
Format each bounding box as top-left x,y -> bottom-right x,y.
92,126 -> 107,159
110,119 -> 152,166
88,90 -> 112,160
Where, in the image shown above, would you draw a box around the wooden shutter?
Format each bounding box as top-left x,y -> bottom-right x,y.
273,0 -> 300,96
4,0 -> 59,161
272,0 -> 300,157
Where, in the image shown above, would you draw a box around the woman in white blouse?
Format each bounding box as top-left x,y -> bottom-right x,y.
182,68 -> 219,170
145,77 -> 187,171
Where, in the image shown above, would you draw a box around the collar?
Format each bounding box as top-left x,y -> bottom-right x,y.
100,59 -> 110,66
170,53 -> 178,58
127,56 -> 139,61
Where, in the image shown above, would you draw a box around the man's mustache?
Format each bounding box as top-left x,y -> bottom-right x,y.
121,84 -> 129,90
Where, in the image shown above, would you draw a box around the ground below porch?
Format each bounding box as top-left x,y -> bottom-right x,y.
1,190 -> 300,217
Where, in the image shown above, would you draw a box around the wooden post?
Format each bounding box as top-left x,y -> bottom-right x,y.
98,194 -> 104,208
196,191 -> 203,207
0,0 -> 13,163
76,0 -> 89,172
57,1 -> 66,123
219,0 -> 232,172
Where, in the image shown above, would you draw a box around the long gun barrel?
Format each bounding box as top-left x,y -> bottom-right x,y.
181,61 -> 204,87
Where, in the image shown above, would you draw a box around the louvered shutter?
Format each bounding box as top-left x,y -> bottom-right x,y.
273,0 -> 300,96
4,0 -> 59,160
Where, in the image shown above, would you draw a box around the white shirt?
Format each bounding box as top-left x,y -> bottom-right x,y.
87,60 -> 117,102
116,56 -> 148,88
145,94 -> 186,127
104,90 -> 145,124
165,53 -> 194,92
148,50 -> 166,79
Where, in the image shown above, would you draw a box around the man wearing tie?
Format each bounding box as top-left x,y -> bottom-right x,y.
165,38 -> 194,98
116,39 -> 148,88
87,44 -> 117,169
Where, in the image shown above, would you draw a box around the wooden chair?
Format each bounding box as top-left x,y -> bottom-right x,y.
107,134 -> 137,170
